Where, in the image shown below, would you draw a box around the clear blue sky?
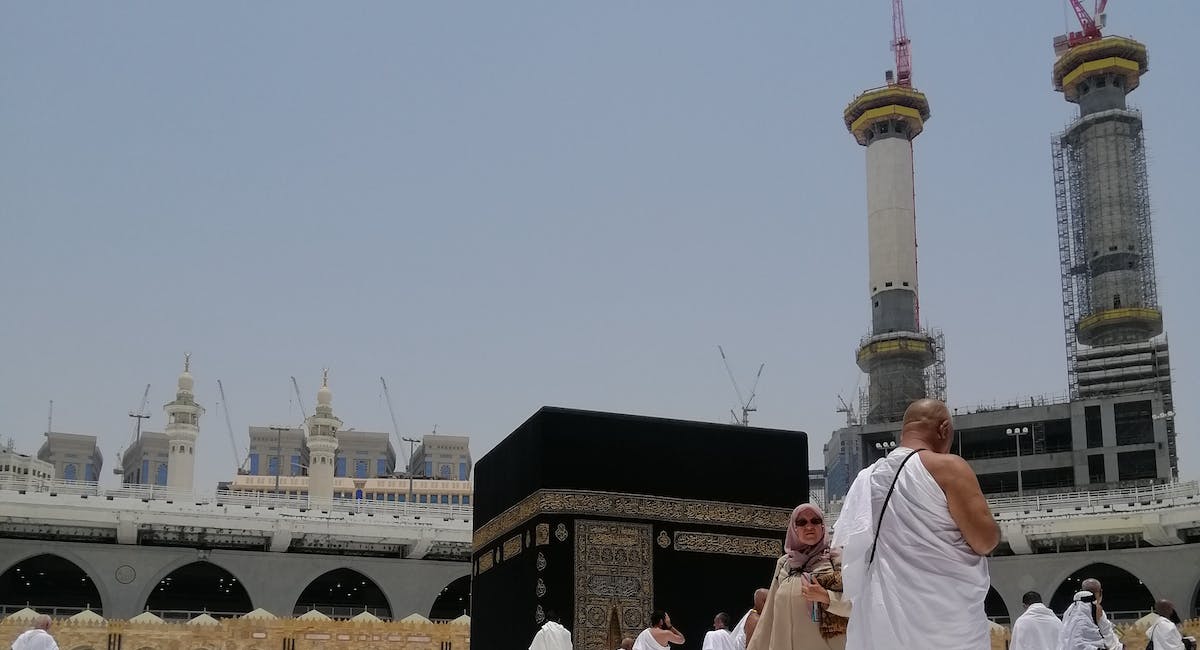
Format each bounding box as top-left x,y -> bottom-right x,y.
2,2 -> 1196,489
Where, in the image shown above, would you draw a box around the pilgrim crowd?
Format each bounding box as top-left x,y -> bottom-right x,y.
526,400 -> 1195,650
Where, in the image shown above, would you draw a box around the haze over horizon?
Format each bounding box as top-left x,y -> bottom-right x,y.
2,2 -> 1197,489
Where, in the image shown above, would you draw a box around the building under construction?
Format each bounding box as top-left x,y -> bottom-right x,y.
825,5 -> 1178,502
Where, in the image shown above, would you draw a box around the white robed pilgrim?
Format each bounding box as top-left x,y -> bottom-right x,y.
529,618 -> 573,650
1059,590 -> 1108,650
1009,598 -> 1063,650
831,399 -> 999,650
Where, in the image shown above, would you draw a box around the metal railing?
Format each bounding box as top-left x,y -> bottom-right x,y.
0,477 -> 472,521
987,480 -> 1199,514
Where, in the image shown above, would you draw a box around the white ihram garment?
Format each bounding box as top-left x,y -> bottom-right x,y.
1010,603 -> 1063,650
831,448 -> 991,650
633,628 -> 670,650
703,629 -> 740,650
529,621 -> 573,650
11,630 -> 59,650
731,610 -> 752,650
1147,616 -> 1185,650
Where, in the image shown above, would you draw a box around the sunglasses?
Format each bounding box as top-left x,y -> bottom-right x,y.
794,517 -> 823,527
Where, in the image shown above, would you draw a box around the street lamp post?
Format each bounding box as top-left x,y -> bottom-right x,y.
1006,426 -> 1030,498
402,436 -> 420,505
874,440 -> 897,459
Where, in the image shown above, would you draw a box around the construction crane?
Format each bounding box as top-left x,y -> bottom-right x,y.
114,384 -> 151,476
217,380 -> 248,474
380,377 -> 406,472
836,395 -> 859,428
890,0 -> 913,87
290,376 -> 309,422
1055,0 -> 1108,54
718,345 -> 764,427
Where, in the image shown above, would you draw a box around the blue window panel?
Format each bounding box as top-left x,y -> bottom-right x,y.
354,489 -> 363,500
267,456 -> 280,477
290,455 -> 301,476
424,461 -> 432,477
419,495 -> 427,503
462,495 -> 470,505
355,459 -> 368,479
458,463 -> 468,481
440,494 -> 449,504
451,495 -> 459,505
141,460 -> 150,483
63,464 -> 77,481
386,493 -> 395,502
249,454 -> 260,475
155,463 -> 168,485
377,459 -> 388,477
85,464 -> 95,481
397,494 -> 406,503
335,457 -> 346,477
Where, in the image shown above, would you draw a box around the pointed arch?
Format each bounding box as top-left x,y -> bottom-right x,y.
293,568 -> 391,619
429,575 -> 471,620
985,586 -> 1011,623
0,553 -> 104,615
144,561 -> 252,619
1049,562 -> 1154,617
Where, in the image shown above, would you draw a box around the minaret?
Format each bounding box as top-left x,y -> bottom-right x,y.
842,0 -> 940,424
1052,35 -> 1176,474
305,369 -> 341,508
165,353 -> 204,491
843,83 -> 937,423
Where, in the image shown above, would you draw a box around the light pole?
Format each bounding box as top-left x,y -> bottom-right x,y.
402,436 -> 420,504
874,440 -> 897,459
1006,426 -> 1029,498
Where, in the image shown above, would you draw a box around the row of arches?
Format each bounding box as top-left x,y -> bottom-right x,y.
984,562 -> 1184,623
0,555 -> 470,621
8,555 -> 1190,624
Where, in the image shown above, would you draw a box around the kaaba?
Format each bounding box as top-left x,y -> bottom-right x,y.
471,407 -> 808,650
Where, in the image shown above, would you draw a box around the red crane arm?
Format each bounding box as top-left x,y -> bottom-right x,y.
1068,0 -> 1096,31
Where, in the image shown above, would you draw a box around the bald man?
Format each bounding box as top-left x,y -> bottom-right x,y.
731,588 -> 769,650
617,638 -> 635,650
1146,599 -> 1185,650
11,615 -> 58,650
832,399 -> 999,650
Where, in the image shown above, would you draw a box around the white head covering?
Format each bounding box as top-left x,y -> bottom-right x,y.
1060,591 -> 1106,650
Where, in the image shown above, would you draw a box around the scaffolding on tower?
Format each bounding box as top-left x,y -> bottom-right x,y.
926,329 -> 948,403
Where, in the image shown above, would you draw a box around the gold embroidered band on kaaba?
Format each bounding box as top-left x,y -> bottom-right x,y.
473,489 -> 791,551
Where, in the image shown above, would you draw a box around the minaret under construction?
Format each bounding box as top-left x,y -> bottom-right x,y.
843,0 -> 944,424
1052,31 -> 1177,474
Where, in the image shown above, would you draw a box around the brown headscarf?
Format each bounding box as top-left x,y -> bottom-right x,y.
784,502 -> 829,571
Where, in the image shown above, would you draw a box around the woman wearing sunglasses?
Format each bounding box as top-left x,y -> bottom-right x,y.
747,503 -> 849,650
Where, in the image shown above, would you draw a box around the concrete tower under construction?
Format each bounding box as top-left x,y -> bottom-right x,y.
843,16 -> 945,425
1052,35 -> 1177,475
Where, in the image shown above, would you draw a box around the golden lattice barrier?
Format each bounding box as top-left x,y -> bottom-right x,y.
1,608 -> 471,650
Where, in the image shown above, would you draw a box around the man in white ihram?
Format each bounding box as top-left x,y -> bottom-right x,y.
832,399 -> 1000,650
1060,578 -> 1122,650
1009,591 -> 1062,650
702,612 -> 739,650
529,611 -> 572,650
11,615 -> 59,650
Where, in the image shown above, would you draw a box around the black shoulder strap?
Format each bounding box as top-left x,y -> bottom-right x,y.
867,448 -> 926,567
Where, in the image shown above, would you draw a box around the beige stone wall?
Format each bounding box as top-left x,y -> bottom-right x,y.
1,617 -> 471,650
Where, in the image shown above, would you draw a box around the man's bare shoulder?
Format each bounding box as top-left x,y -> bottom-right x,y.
917,451 -> 974,484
